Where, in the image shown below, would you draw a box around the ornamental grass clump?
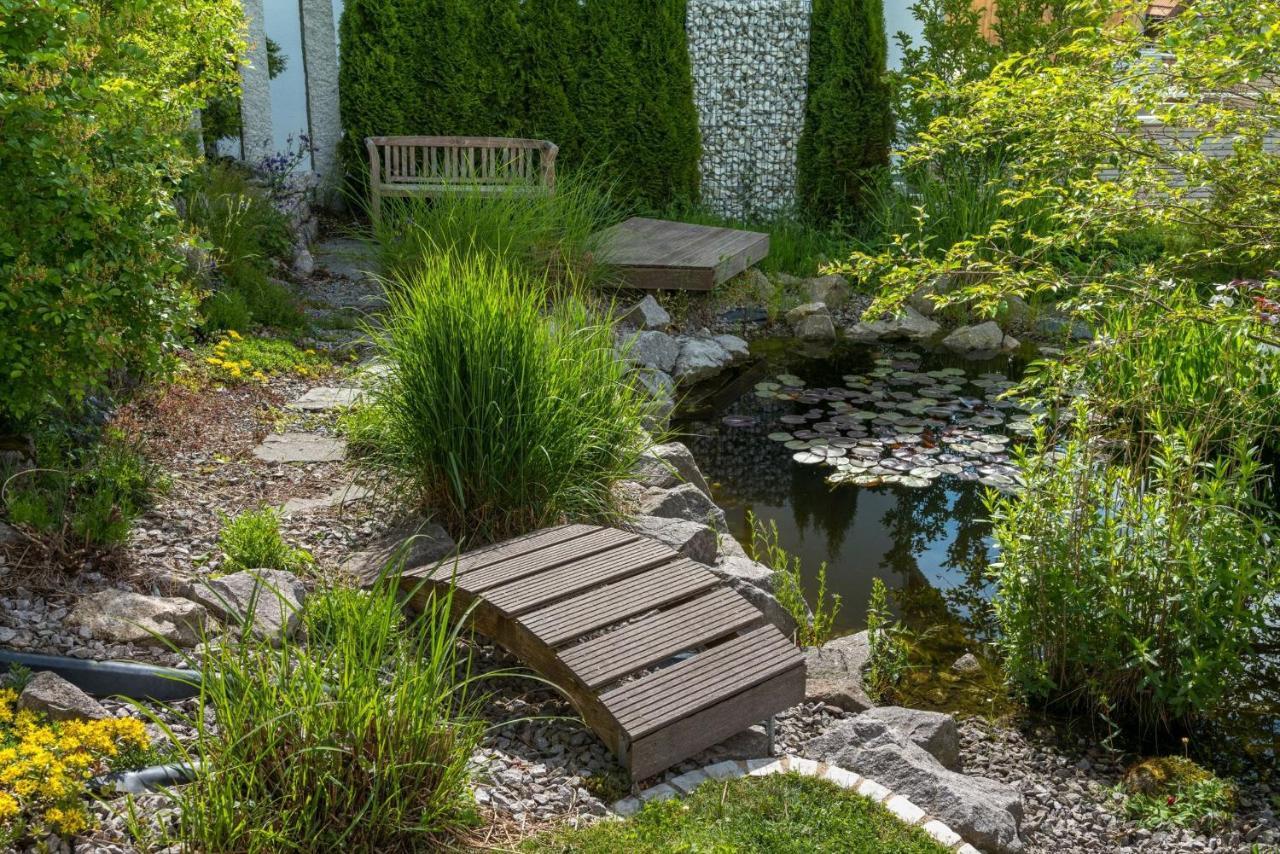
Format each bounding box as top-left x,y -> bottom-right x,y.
987,416 -> 1280,734
167,582 -> 485,852
368,249 -> 655,542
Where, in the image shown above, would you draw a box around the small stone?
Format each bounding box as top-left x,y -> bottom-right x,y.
18,671 -> 110,721
619,295 -> 671,331
287,387 -> 363,411
183,569 -> 308,642
942,321 -> 1006,353
70,590 -> 208,648
622,516 -> 718,565
252,433 -> 347,464
952,653 -> 982,675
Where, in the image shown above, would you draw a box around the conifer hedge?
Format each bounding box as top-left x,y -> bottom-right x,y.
796,0 -> 893,221
337,0 -> 701,208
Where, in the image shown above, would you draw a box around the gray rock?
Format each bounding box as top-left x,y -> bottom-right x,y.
0,521 -> 21,547
632,442 -> 711,496
848,306 -> 941,342
184,569 -> 308,641
1002,295 -> 1031,326
252,433 -> 347,464
292,246 -> 315,276
620,295 -> 671,331
70,590 -> 208,648
804,630 -> 874,712
805,716 -> 1024,853
1036,315 -> 1093,341
860,706 -> 961,770
623,330 -> 681,373
952,652 -> 982,675
942,321 -> 1006,353
623,516 -> 718,565
287,386 -> 364,411
712,555 -> 799,638
341,517 -> 456,585
637,483 -> 726,530
18,671 -> 110,721
1002,333 -> 1021,351
785,301 -> 827,325
282,482 -> 373,515
713,334 -> 750,361
673,337 -> 734,384
805,274 -> 847,308
795,312 -> 836,340
739,268 -> 773,303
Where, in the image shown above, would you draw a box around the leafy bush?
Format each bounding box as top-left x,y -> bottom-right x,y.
0,0 -> 243,431
217,507 -> 314,574
865,577 -> 909,702
0,689 -> 151,844
746,511 -> 841,647
1117,756 -> 1237,832
796,0 -> 893,220
366,250 -> 654,542
371,172 -> 619,286
987,419 -> 1280,732
1,428 -> 164,552
337,0 -> 700,207
166,583 -> 485,851
182,162 -> 303,331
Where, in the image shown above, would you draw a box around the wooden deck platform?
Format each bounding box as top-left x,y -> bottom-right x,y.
592,217 -> 770,291
400,524 -> 804,780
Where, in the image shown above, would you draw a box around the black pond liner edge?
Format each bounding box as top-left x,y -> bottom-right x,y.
0,649 -> 200,701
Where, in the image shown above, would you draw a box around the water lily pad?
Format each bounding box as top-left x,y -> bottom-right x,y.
909,467 -> 942,480
777,373 -> 805,387
721,415 -> 757,428
779,415 -> 809,425
755,382 -> 781,391
767,432 -> 793,442
793,451 -> 826,465
784,440 -> 809,450
899,476 -> 931,488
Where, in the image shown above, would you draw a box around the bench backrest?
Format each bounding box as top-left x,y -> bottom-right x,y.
366,135 -> 558,192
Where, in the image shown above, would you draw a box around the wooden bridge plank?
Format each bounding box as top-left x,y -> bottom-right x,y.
559,587 -> 763,690
592,217 -> 770,291
521,560 -> 721,647
485,538 -> 676,616
431,527 -> 635,591
419,523 -> 599,580
602,625 -> 803,739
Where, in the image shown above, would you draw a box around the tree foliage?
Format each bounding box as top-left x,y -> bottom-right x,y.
0,0 -> 244,430
796,0 -> 893,221
337,0 -> 701,207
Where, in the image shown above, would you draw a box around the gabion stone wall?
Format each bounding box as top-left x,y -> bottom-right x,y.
686,0 -> 812,220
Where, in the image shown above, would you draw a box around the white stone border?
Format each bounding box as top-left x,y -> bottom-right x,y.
612,754 -> 981,854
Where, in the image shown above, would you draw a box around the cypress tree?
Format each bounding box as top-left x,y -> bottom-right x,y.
796,0 -> 893,221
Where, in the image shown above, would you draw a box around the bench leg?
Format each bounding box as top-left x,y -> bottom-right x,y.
764,716 -> 777,755
370,191 -> 382,227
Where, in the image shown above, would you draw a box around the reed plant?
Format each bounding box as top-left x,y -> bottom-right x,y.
366,249 -> 655,543
162,581 -> 485,852
370,171 -> 620,287
746,511 -> 841,647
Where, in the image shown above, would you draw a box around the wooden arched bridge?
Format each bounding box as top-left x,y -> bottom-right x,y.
399,524 -> 805,780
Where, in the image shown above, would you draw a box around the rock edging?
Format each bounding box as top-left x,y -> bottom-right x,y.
611,754 -> 980,853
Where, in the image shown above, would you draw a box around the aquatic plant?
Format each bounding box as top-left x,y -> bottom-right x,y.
746,511 -> 842,647
865,577 -> 910,702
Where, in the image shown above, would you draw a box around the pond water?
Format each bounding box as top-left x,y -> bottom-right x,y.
673,336 -> 1034,640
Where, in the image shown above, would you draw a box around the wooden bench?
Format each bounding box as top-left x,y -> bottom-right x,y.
365,135 -> 558,223
398,524 -> 805,781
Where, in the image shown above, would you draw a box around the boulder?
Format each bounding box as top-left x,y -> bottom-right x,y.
859,706 -> 961,770
804,274 -> 848,308
713,334 -> 750,361
951,652 -> 982,675
291,246 -> 315,277
1001,295 -> 1032,327
847,306 -> 941,342
623,516 -> 718,565
70,590 -> 208,648
620,295 -> 671,331
804,630 -> 875,713
1036,315 -> 1093,341
184,569 -> 309,642
340,517 -> 456,586
673,337 -> 733,384
805,716 -> 1024,853
623,330 -> 681,373
637,483 -> 726,531
739,268 -> 773,303
795,312 -> 836,341
712,555 -> 799,638
1002,333 -> 1021,351
18,671 -> 110,721
941,321 -> 1006,353
785,302 -> 827,325
631,442 -> 711,496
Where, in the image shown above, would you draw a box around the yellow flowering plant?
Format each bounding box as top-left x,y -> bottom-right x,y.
0,689 -> 150,844
196,332 -> 330,386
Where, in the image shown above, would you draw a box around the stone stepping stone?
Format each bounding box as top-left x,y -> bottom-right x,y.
282,483 -> 373,515
288,386 -> 364,411
253,433 -> 347,463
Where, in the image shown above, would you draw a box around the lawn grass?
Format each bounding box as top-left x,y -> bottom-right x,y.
529,772 -> 951,853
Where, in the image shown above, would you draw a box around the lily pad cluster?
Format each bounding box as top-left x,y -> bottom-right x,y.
727,352 -> 1041,490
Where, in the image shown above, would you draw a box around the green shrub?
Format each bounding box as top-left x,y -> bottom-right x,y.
182,162 -> 303,331
371,171 -> 619,286
164,582 -> 485,851
865,577 -> 909,702
0,0 -> 243,431
217,507 -> 313,574
530,772 -> 950,853
337,0 -> 700,207
1,428 -> 164,551
746,511 -> 841,647
365,250 -> 655,542
1117,756 -> 1237,832
796,0 -> 893,221
987,417 -> 1280,733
